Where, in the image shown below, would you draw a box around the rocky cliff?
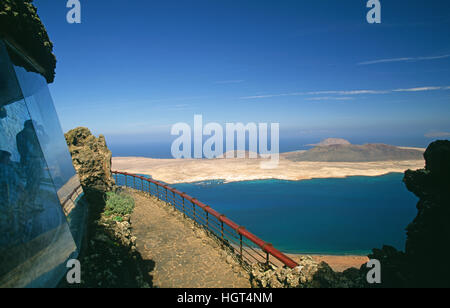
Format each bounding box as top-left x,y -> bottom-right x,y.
402,140 -> 450,287
65,127 -> 115,200
366,140 -> 450,287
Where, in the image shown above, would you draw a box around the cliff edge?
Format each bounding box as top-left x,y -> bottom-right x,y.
368,140 -> 450,287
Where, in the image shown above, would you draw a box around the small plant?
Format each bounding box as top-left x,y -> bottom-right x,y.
104,191 -> 135,217
113,216 -> 123,222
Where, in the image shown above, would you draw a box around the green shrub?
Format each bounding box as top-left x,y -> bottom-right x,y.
104,191 -> 135,217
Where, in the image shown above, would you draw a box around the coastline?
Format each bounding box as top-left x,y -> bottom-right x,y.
112,155 -> 425,185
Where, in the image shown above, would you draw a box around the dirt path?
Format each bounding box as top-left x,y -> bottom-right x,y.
129,191 -> 251,288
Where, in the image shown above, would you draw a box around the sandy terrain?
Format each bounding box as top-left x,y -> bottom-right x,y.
112,154 -> 425,184
305,255 -> 369,272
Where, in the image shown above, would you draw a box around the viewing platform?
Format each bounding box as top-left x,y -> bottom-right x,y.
113,171 -> 299,271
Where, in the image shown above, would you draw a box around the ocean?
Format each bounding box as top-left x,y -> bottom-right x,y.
170,173 -> 418,255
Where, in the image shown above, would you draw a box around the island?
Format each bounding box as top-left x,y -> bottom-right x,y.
112,140 -> 426,184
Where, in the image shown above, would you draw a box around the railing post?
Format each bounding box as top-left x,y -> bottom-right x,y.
133,176 -> 135,189
125,175 -> 128,187
266,252 -> 270,268
165,187 -> 168,203
206,211 -> 209,228
172,191 -> 176,208
240,234 -> 243,261
192,201 -> 196,222
141,178 -> 143,191
156,184 -> 159,200
221,221 -> 224,241
182,196 -> 185,217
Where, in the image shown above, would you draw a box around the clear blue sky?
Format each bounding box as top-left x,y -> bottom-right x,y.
33,0 -> 450,149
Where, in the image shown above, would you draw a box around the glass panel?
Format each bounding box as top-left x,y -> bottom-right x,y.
14,66 -> 84,208
0,40 -> 78,287
15,66 -> 87,246
14,66 -> 88,247
0,98 -> 77,287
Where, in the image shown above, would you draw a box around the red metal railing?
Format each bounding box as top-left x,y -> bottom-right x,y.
112,171 -> 299,269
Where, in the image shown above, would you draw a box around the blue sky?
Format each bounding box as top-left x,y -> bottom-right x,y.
33,0 -> 450,151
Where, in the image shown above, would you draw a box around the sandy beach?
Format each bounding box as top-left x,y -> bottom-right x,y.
298,255 -> 369,272
112,152 -> 425,184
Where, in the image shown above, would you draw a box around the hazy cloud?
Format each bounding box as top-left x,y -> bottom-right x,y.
305,96 -> 354,101
306,90 -> 388,95
358,54 -> 450,65
393,86 -> 445,92
240,86 -> 450,100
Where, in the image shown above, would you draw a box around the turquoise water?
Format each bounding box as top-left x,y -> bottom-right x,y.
171,173 -> 418,255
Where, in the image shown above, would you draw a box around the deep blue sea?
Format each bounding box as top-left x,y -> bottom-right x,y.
170,173 -> 418,255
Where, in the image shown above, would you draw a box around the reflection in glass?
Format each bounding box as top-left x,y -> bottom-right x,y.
0,39 -> 86,287
17,120 -> 45,211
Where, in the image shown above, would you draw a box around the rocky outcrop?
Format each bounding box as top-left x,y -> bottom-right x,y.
0,0 -> 56,83
368,140 -> 450,288
65,127 -> 115,200
402,140 -> 450,287
250,256 -> 366,288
